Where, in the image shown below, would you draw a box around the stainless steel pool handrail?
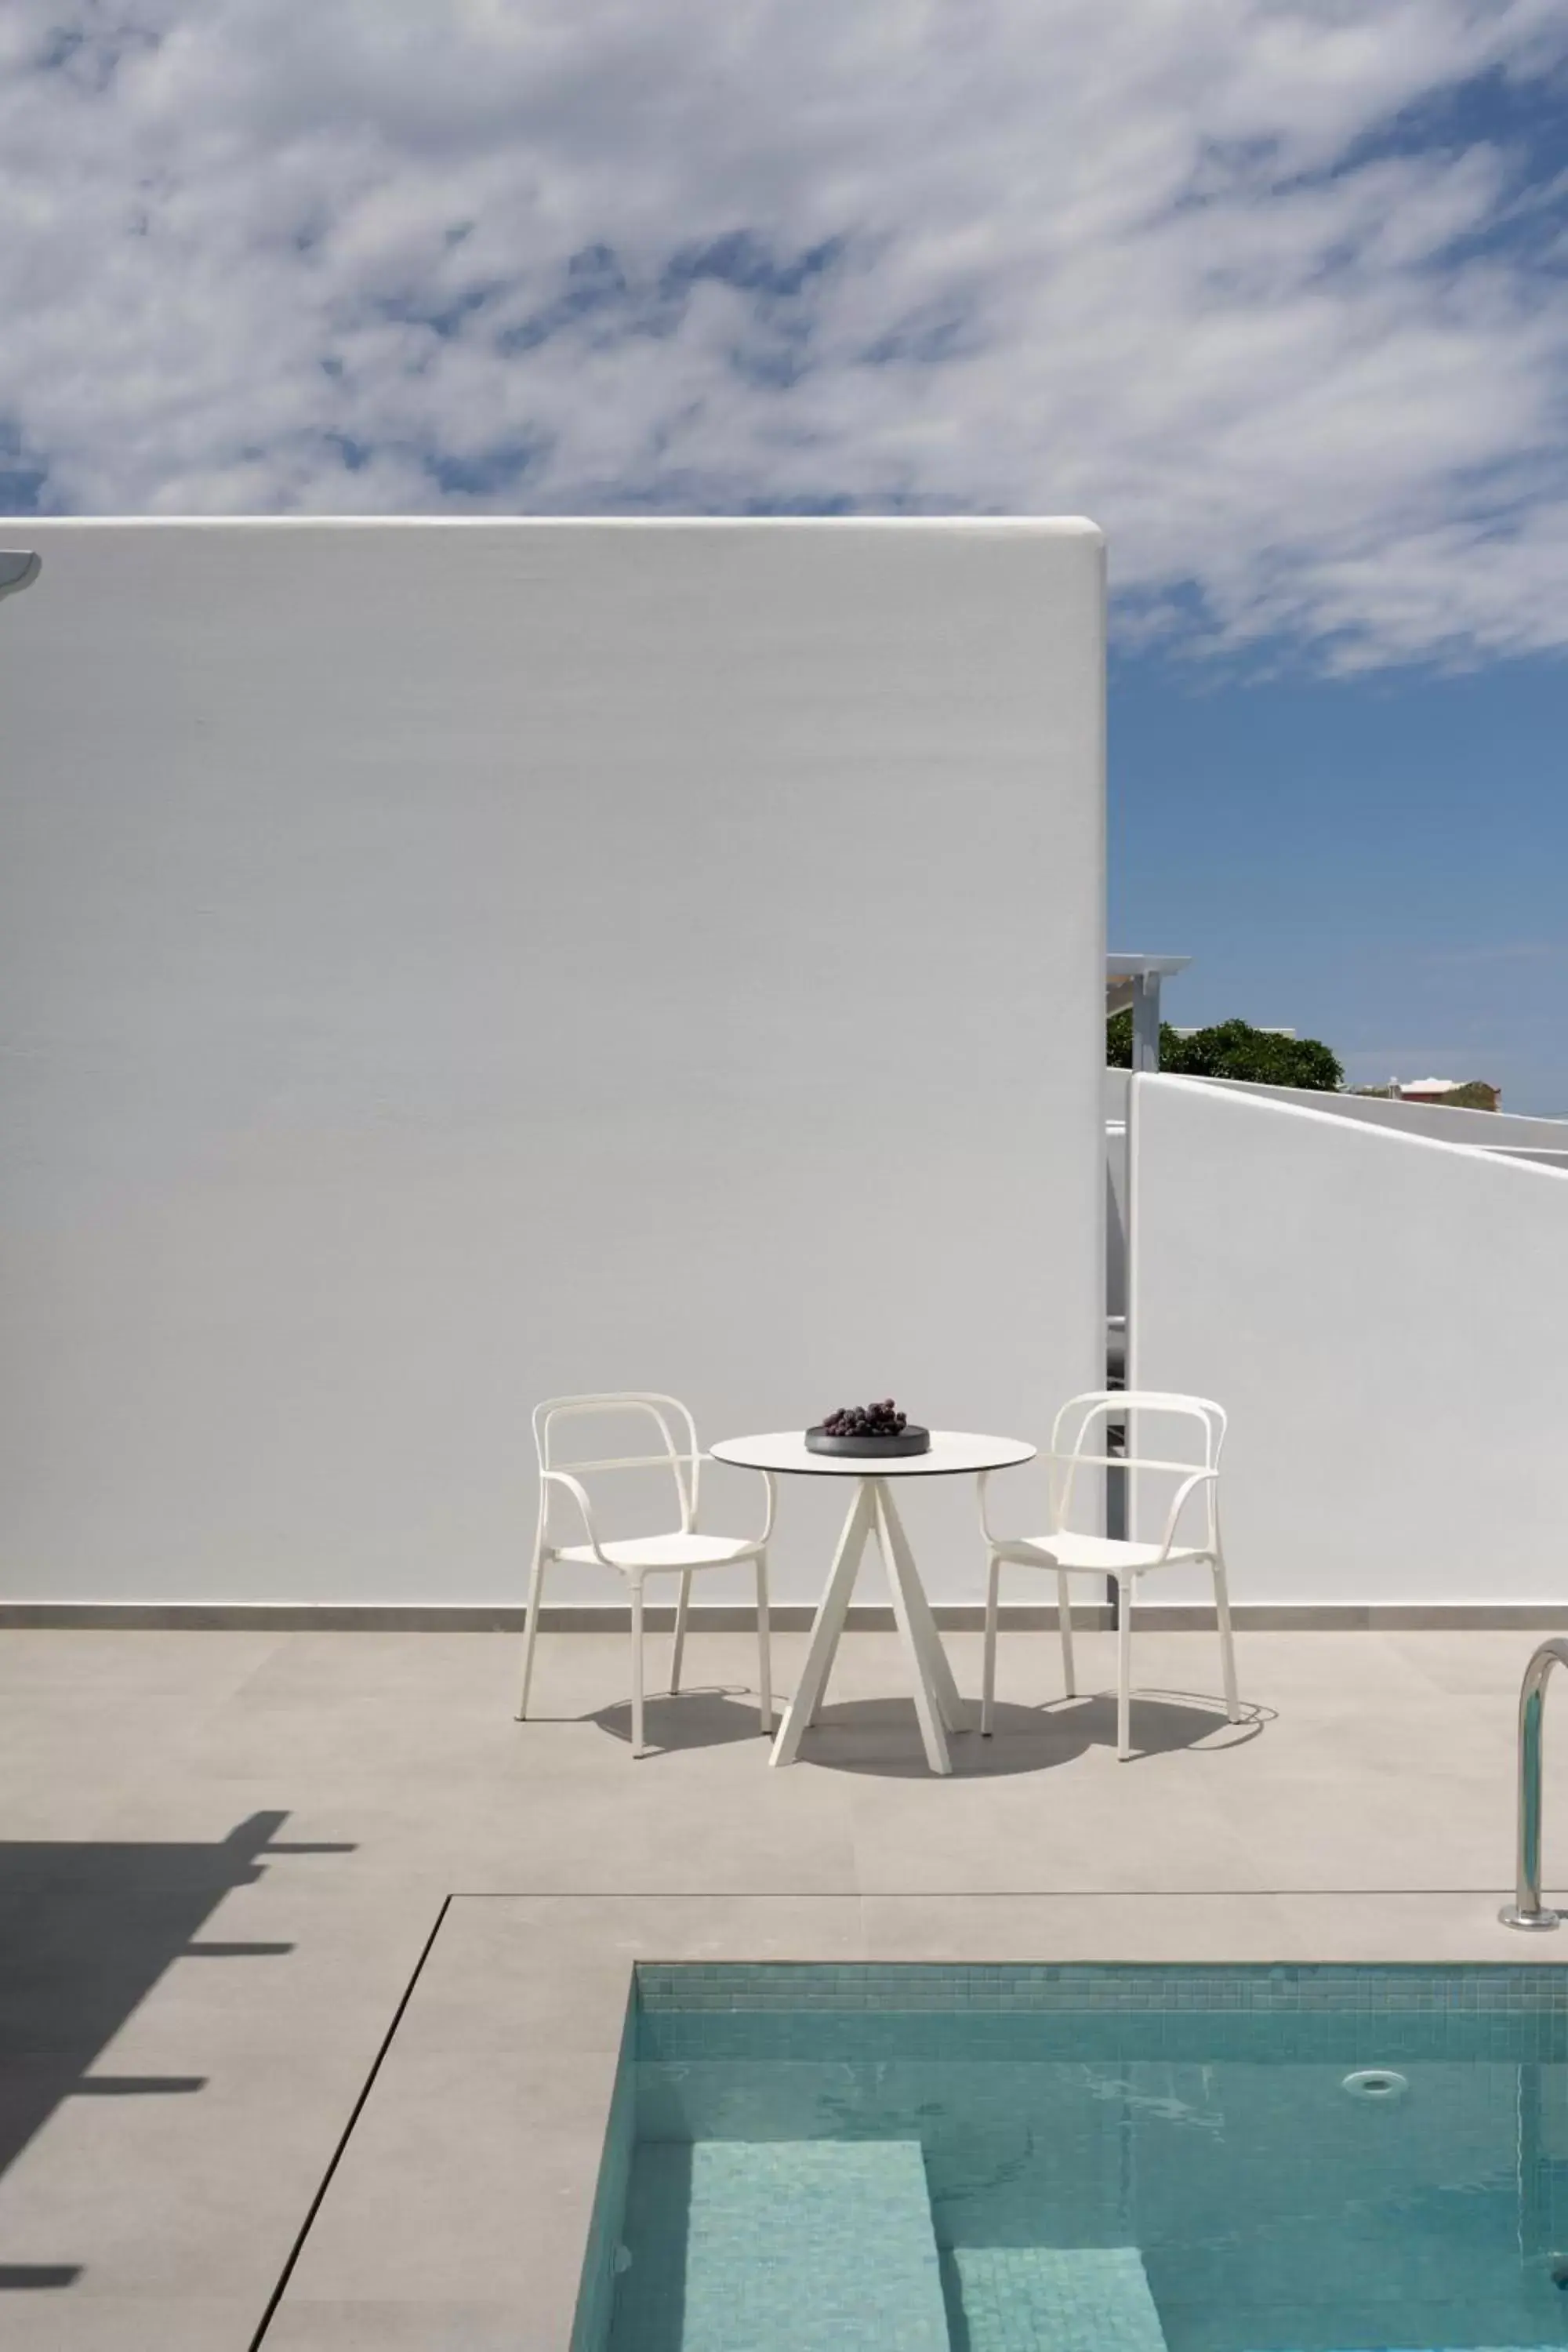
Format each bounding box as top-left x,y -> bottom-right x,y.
1500,1637 -> 1568,1930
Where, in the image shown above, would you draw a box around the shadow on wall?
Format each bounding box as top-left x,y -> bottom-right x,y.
0,1808 -> 354,2293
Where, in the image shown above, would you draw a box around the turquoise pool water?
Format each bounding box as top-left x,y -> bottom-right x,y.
579,1964 -> 1568,2352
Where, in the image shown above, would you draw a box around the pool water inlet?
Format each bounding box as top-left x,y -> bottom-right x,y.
1340,2067 -> 1409,2102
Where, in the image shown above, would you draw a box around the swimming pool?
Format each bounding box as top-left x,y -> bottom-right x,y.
576,1962 -> 1568,2352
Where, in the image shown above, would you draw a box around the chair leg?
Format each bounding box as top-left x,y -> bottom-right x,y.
981,1552 -> 1000,1735
670,1569 -> 692,1696
1116,1578 -> 1134,1760
516,1531 -> 547,1722
756,1552 -> 773,1733
1213,1552 -> 1241,1723
630,1579 -> 648,1758
1056,1568 -> 1077,1698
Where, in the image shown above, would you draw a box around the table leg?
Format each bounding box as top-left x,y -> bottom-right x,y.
875,1486 -> 956,1773
875,1486 -> 971,1733
769,1480 -> 876,1768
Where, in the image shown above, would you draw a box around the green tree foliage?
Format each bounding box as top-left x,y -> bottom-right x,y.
1107,1011 -> 1343,1091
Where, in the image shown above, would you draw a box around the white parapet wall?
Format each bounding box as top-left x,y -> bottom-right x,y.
1196,1075 -> 1568,1152
0,517 -> 1106,1611
1128,1072 -> 1568,1612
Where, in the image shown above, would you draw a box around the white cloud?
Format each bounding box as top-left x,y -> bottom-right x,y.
2,0 -> 1566,666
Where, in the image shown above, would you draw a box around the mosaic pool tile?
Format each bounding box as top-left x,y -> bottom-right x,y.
948,2245 -> 1167,2352
634,1962 -> 1568,2019
608,2139 -> 949,2352
581,1965 -> 1568,2352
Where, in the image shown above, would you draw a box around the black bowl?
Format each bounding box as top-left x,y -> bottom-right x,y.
805,1424 -> 931,1458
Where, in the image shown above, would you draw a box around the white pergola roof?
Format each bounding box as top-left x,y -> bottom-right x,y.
1105,955 -> 1191,1017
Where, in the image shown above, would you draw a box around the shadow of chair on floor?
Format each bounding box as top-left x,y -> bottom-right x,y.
589,1685 -> 773,1755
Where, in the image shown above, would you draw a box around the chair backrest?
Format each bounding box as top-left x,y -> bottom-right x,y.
1049,1389 -> 1226,1548
533,1393 -> 701,1535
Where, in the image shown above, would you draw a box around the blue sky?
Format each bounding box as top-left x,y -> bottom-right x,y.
2,2 -> 1566,1099
1112,649 -> 1568,1111
1108,42 -> 1568,1110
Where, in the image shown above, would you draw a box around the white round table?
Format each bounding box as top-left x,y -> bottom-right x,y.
710,1431 -> 1036,1775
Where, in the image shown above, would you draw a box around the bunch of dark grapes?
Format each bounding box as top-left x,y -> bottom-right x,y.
822,1398 -> 908,1438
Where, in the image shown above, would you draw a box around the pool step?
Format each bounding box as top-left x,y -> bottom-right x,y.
612,2138 -> 951,2352
946,2245 -> 1168,2352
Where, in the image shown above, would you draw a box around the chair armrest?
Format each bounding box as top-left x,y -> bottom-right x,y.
1156,1468 -> 1218,1559
694,1456 -> 777,1546
977,1468 -> 1011,1548
982,1465 -> 1066,1551
540,1469 -> 614,1569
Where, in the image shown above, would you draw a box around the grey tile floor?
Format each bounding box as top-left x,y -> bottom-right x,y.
0,1623 -> 1559,2347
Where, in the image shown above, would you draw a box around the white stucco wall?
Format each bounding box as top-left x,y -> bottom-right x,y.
1128,1073 -> 1568,1606
0,518 -> 1105,1606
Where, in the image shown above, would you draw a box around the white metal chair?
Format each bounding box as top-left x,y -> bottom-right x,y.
517,1393 -> 775,1757
979,1390 -> 1240,1761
